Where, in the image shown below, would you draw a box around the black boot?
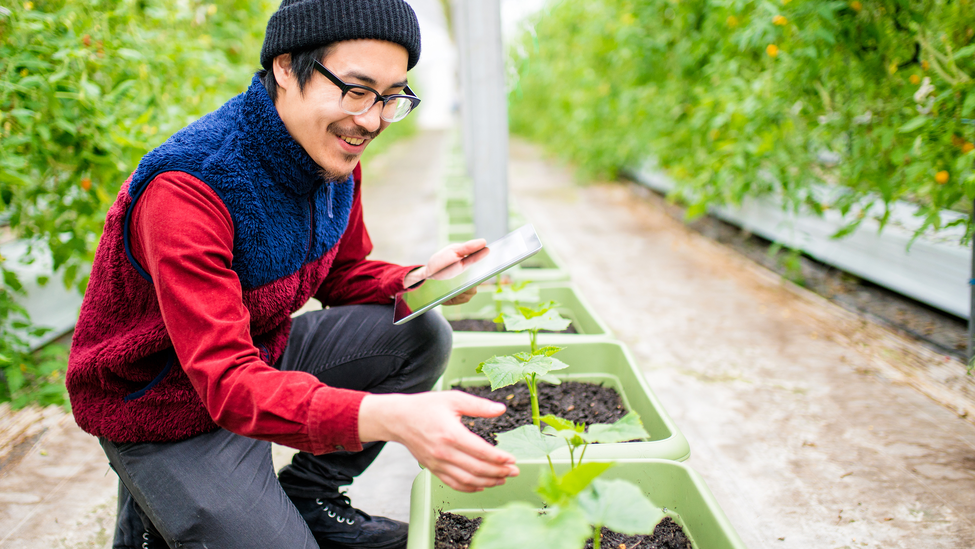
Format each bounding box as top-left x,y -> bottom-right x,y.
289,491 -> 408,549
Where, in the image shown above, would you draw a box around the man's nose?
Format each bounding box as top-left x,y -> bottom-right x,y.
352,101 -> 383,133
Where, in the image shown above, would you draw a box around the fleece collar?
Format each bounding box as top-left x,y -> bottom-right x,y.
240,74 -> 329,197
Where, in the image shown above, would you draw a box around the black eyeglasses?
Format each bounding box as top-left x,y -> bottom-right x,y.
313,60 -> 420,123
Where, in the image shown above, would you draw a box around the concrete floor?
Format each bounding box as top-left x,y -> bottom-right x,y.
2,129 -> 974,548
504,139 -> 975,549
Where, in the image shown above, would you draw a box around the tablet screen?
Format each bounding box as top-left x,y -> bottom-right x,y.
393,224 -> 543,324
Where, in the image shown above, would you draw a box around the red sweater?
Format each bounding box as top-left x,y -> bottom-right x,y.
70,166 -> 416,453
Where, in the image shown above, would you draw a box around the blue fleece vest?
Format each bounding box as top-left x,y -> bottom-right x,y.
123,75 -> 355,289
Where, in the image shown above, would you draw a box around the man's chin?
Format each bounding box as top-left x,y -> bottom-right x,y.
316,156 -> 360,182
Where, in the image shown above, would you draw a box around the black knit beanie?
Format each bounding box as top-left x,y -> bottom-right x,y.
260,0 -> 421,71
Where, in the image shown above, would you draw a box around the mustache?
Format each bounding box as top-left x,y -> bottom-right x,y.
328,122 -> 379,140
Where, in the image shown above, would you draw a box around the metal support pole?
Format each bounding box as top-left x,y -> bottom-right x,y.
455,0 -> 509,243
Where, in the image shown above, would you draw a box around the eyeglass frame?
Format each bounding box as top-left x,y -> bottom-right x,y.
312,60 -> 420,122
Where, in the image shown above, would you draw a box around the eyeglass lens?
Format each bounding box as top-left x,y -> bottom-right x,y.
341,89 -> 414,122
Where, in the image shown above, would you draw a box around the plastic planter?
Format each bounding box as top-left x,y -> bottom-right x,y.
436,340 -> 690,461
407,460 -> 746,549
443,282 -> 613,343
506,244 -> 570,282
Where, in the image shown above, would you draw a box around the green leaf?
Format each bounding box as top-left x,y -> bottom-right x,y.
576,478 -> 662,535
535,345 -> 564,357
580,412 -> 650,444
493,285 -> 540,304
897,116 -> 928,133
495,424 -> 564,460
953,44 -> 975,60
478,354 -> 569,391
540,414 -> 583,432
470,503 -> 590,549
500,309 -> 572,333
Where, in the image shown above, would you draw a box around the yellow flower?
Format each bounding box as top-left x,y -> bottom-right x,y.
909,74 -> 920,85
850,1 -> 862,12
207,4 -> 217,15
767,44 -> 779,58
963,143 -> 975,154
935,171 -> 949,184
782,0 -> 792,4
773,15 -> 788,26
80,177 -> 91,191
921,60 -> 930,71
727,15 -> 739,28
23,1 -> 33,10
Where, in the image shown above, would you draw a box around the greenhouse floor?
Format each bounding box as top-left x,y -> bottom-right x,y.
1,129 -> 974,548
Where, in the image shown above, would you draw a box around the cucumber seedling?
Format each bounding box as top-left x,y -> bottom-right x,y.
471,413 -> 661,549
476,300 -> 572,427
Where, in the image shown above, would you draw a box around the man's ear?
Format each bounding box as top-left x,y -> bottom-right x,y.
272,54 -> 294,94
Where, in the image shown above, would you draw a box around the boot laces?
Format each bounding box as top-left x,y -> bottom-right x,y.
315,491 -> 371,525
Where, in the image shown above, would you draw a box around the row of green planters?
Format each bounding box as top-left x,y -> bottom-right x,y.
409,150 -> 746,548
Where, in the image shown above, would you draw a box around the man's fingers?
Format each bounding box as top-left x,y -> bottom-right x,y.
454,238 -> 487,256
442,287 -> 477,306
450,392 -> 508,420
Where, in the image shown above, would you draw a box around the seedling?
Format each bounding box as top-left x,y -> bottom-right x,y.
476,300 -> 573,428
472,413 -> 661,549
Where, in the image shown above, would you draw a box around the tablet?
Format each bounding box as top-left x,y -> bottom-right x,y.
393,224 -> 543,324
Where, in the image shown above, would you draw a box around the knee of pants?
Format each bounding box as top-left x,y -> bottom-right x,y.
402,311 -> 453,386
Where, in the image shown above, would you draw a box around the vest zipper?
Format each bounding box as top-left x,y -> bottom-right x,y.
326,182 -> 334,219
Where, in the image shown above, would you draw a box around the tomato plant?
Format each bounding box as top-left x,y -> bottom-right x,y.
0,0 -> 274,406
509,0 -> 975,242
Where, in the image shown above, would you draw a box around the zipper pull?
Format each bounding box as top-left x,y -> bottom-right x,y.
326,183 -> 334,219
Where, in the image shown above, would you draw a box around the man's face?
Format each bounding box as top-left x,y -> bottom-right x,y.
272,39 -> 410,180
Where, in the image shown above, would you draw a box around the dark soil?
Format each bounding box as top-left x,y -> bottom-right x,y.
585,518 -> 693,549
448,318 -> 579,334
435,512 -> 692,549
452,381 -> 627,444
435,512 -> 481,549
624,181 -> 968,362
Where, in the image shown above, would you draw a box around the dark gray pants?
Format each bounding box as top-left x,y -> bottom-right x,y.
101,305 -> 452,549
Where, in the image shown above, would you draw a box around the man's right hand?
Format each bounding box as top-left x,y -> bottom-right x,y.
357,391 -> 519,493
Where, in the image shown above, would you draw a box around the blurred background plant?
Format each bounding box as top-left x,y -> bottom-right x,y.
0,0 -> 275,407
508,0 -> 975,241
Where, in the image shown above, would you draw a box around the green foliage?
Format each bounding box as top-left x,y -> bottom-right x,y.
509,0 -> 975,243
0,0 -> 272,405
476,351 -> 569,391
470,502 -> 591,549
475,413 -> 656,549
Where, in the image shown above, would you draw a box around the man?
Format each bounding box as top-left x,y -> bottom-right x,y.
65,1 -> 519,548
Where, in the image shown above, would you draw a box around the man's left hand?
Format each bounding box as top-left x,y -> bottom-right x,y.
403,239 -> 487,305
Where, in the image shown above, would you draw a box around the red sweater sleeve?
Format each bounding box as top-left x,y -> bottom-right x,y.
130,171 -> 365,454
315,164 -> 422,306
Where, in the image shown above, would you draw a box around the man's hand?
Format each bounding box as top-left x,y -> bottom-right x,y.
403,239 -> 487,305
358,391 -> 519,492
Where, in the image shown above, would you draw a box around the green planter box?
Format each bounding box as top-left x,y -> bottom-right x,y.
506,244 -> 570,282
407,460 -> 746,549
436,341 -> 689,462
443,282 -> 613,343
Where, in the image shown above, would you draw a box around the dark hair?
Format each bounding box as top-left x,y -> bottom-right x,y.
259,44 -> 336,103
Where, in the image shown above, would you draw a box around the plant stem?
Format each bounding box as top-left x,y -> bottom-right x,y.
546,455 -> 555,477
593,524 -> 602,549
529,328 -> 538,355
528,374 -> 541,427
578,442 -> 588,465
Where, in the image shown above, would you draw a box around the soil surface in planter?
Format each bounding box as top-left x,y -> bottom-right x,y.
435,512 -> 692,549
448,319 -> 579,334
452,381 -> 627,444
